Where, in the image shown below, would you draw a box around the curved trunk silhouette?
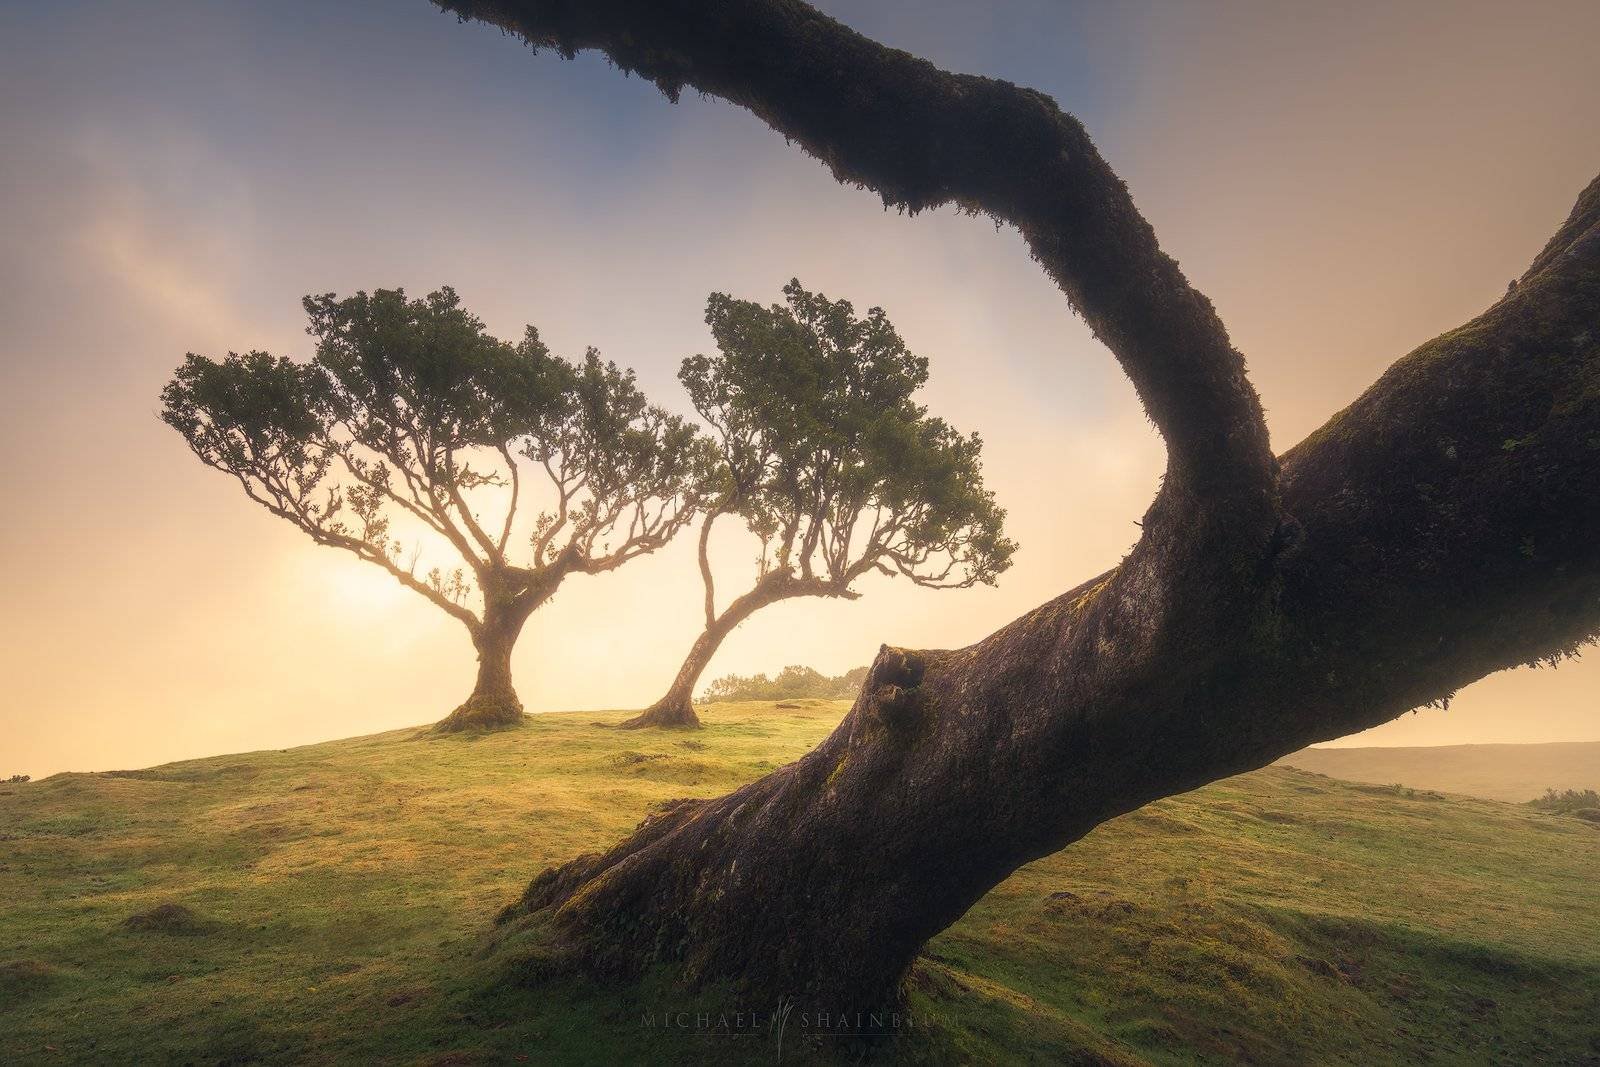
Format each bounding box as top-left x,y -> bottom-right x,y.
440,0 -> 1600,1019
623,629 -> 719,729
622,579 -> 789,730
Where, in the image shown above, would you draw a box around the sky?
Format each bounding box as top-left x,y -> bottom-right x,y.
2,0 -> 1598,779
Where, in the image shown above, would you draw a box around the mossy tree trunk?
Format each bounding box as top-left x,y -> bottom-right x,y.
440,0 -> 1600,1018
434,566 -> 568,733
438,623 -> 526,732
503,236 -> 1600,1009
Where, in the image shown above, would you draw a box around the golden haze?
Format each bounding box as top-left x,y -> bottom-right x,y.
1,0 -> 1597,777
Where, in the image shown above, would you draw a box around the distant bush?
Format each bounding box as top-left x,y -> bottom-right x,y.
1350,781 -> 1442,800
5,774 -> 27,784
1528,788 -> 1600,818
701,665 -> 868,704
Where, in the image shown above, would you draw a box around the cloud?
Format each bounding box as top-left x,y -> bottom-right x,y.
70,124 -> 259,349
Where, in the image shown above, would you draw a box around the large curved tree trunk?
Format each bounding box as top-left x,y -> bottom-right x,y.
502,217 -> 1600,1011
438,0 -> 1600,1018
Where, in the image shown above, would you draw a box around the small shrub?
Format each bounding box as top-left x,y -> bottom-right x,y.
123,902 -> 207,934
1527,788 -> 1600,815
701,664 -> 868,703
0,959 -> 59,1002
610,752 -> 668,769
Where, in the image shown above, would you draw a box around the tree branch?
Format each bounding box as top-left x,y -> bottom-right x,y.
335,413 -> 486,568
191,444 -> 483,633
438,0 -> 1277,507
439,449 -> 505,566
504,192 -> 1600,1008
697,506 -> 722,627
436,0 -> 1600,1017
497,443 -> 521,553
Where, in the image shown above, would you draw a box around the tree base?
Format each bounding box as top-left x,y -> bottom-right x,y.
492,662 -> 923,1012
433,691 -> 525,733
618,694 -> 702,729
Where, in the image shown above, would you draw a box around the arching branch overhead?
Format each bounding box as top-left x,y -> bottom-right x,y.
439,0 -> 1276,505
430,0 -> 1600,1021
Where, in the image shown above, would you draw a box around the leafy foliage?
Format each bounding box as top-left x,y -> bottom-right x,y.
686,279 -> 1015,591
700,664 -> 869,703
626,280 -> 1017,725
161,288 -> 708,634
1529,788 -> 1600,822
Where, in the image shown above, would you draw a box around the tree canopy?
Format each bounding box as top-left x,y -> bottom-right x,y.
623,280 -> 1015,727
162,287 -> 710,729
690,279 -> 1014,590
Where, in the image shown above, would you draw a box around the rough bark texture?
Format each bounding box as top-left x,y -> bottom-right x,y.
620,690 -> 700,730
432,572 -> 555,733
435,621 -> 526,732
437,0 -> 1600,1017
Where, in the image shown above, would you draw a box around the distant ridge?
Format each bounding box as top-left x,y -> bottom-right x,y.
1278,740 -> 1600,802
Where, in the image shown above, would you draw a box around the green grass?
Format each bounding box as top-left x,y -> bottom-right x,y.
2,701 -> 1597,1065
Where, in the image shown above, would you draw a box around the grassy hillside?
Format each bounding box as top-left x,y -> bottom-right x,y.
1278,741 -> 1600,803
2,702 -> 1598,1066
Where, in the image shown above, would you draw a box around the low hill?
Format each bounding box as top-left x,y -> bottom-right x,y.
2,703 -> 1597,1065
1278,740 -> 1600,802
